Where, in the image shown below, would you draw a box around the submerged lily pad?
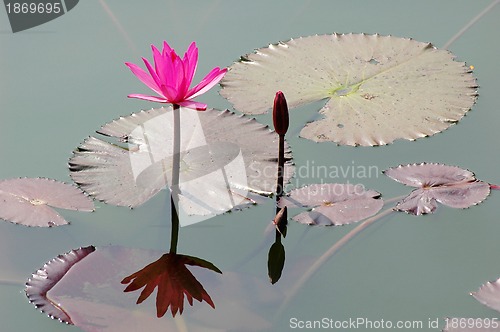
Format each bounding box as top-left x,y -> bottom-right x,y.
25,246 -> 96,323
0,178 -> 94,227
69,106 -> 293,217
384,163 -> 490,215
278,183 -> 383,225
25,246 -> 281,331
220,33 -> 477,146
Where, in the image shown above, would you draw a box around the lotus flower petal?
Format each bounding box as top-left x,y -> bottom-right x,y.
127,41 -> 226,110
126,93 -> 168,103
188,67 -> 227,99
125,62 -> 162,96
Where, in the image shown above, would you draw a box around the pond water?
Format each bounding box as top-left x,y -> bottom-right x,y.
1,1 -> 500,331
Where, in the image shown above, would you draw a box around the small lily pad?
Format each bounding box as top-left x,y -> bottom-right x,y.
0,178 -> 94,227
384,163 -> 490,215
471,278 -> 500,314
278,183 -> 383,225
220,33 -> 477,146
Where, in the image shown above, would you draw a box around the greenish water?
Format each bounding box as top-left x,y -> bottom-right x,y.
1,1 -> 499,331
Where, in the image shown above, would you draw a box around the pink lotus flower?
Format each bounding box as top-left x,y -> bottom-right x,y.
126,41 -> 227,110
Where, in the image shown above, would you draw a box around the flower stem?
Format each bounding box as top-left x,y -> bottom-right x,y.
170,104 -> 181,254
276,134 -> 285,204
274,206 -> 395,320
274,134 -> 287,239
173,314 -> 189,332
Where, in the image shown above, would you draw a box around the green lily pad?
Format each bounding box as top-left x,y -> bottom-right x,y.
220,33 -> 477,146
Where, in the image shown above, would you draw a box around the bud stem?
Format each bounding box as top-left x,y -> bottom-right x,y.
276,134 -> 285,201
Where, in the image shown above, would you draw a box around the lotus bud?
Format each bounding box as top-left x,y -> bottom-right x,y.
273,91 -> 289,136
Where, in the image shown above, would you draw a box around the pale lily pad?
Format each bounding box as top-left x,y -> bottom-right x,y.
25,246 -> 280,331
472,278 -> 500,314
220,33 -> 477,146
384,163 -> 490,215
69,106 -> 293,217
278,183 -> 383,225
25,246 -> 96,323
0,178 -> 94,227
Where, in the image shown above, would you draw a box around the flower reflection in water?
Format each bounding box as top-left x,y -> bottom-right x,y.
122,253 -> 222,317
122,39 -> 224,318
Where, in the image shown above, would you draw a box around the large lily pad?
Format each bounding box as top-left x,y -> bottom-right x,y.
0,178 -> 94,227
220,33 -> 477,146
25,246 -> 281,331
278,183 -> 383,225
69,106 -> 293,218
384,163 -> 490,215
